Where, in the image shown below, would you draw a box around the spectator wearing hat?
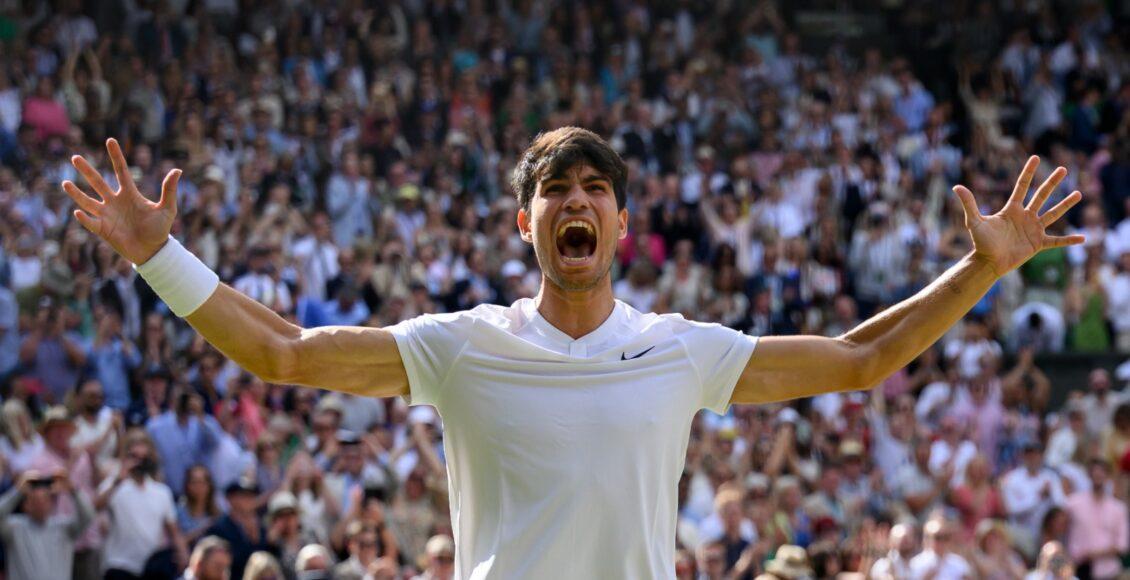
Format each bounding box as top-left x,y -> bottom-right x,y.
97,431 -> 188,579
266,490 -> 317,577
179,535 -> 232,580
1064,459 -> 1128,579
126,365 -> 171,427
206,476 -> 276,579
0,469 -> 94,580
26,405 -> 104,578
755,544 -> 813,580
412,534 -> 455,580
325,430 -> 393,515
1002,441 -> 1067,558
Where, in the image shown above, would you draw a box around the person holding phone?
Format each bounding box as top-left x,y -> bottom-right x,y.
0,469 -> 94,580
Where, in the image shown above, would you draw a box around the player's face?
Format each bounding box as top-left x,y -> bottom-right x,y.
518,164 -> 627,292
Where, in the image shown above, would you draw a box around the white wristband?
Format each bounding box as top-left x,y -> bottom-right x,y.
133,236 -> 219,317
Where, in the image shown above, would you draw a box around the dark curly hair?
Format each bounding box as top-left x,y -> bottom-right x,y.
510,127 -> 628,212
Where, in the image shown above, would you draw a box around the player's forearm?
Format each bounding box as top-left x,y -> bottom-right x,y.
185,284 -> 302,383
841,252 -> 998,389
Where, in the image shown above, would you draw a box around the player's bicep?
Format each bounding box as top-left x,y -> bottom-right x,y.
288,326 -> 409,398
731,335 -> 866,405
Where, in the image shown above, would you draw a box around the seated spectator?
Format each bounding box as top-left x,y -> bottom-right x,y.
181,535 -> 232,580
294,544 -> 335,579
243,551 -> 285,580
333,522 -> 386,580
413,534 -> 456,580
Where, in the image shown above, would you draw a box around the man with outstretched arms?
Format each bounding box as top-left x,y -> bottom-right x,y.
63,129 -> 1082,579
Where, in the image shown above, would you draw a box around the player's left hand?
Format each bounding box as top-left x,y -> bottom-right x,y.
953,155 -> 1085,277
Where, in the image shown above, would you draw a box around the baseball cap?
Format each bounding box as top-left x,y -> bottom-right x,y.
267,491 -> 299,518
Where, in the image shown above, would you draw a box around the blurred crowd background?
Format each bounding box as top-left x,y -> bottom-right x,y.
0,0 -> 1129,579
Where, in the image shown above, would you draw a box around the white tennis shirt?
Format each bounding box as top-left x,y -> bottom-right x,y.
389,298 -> 758,579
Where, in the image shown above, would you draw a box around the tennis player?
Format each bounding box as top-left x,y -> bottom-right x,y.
63,128 -> 1083,579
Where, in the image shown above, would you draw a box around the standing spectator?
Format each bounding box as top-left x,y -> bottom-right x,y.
870,523 -> 917,580
0,470 -> 94,580
1002,442 -> 1067,558
26,405 -> 104,578
70,377 -> 122,474
325,150 -> 374,247
177,464 -> 222,544
147,387 -> 222,496
89,308 -> 141,411
18,298 -> 88,404
1064,459 -> 1129,579
908,517 -> 973,580
1080,369 -> 1126,440
206,478 -> 275,580
97,432 -> 189,579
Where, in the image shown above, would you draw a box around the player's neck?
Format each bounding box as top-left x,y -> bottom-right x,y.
535,279 -> 616,340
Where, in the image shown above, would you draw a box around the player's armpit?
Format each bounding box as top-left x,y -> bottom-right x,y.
729,334 -> 868,405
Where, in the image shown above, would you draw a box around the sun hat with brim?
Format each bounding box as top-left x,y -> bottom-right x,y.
765,545 -> 813,579
38,406 -> 76,434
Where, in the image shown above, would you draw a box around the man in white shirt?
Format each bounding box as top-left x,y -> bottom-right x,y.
97,434 -> 188,577
870,522 -> 917,580
1002,442 -> 1067,557
908,518 -> 972,580
65,132 -> 1086,578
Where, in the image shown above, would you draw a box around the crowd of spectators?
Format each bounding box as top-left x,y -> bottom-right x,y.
0,0 -> 1129,579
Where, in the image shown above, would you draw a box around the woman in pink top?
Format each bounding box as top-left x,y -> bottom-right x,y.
22,76 -> 70,140
950,454 -> 1006,540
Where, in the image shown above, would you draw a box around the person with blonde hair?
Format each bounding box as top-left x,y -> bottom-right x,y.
241,551 -> 283,580
0,399 -> 44,474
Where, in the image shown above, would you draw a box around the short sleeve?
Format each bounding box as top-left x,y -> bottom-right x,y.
676,321 -> 758,415
387,312 -> 475,407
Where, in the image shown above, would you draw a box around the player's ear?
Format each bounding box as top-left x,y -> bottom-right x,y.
517,207 -> 533,243
617,208 -> 629,240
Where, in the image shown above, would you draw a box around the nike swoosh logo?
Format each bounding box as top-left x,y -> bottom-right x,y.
621,346 -> 655,361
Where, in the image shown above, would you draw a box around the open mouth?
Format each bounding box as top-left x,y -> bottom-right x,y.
555,219 -> 597,264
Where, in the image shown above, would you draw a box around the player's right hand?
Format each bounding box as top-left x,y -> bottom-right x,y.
62,138 -> 182,265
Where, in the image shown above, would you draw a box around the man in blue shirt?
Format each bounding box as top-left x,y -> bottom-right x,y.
145,386 -> 221,496
90,309 -> 141,411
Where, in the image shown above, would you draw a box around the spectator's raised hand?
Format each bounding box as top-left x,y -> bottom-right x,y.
62,138 -> 182,265
953,156 -> 1085,277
